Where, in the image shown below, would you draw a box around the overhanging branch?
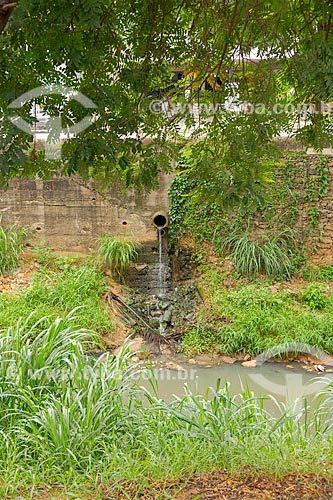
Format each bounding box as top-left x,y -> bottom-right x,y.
0,0 -> 17,35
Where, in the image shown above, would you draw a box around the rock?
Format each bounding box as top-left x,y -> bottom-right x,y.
220,356 -> 236,364
133,264 -> 148,271
307,354 -> 322,364
326,369 -> 333,373
195,354 -> 215,363
188,358 -> 197,365
242,360 -> 257,368
315,364 -> 325,372
165,362 -> 185,371
286,364 -> 294,369
318,354 -> 333,367
244,354 -> 251,361
162,309 -> 172,323
302,365 -> 315,372
160,346 -> 172,355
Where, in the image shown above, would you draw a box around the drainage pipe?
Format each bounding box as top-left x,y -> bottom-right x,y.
152,212 -> 168,229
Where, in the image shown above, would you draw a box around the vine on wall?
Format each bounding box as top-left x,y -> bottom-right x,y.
168,153 -> 332,273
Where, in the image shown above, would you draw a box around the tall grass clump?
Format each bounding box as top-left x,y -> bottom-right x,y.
1,314 -> 333,495
218,227 -> 297,278
98,235 -> 142,281
0,224 -> 27,274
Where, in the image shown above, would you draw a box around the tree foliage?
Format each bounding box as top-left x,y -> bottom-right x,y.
0,1 -> 333,201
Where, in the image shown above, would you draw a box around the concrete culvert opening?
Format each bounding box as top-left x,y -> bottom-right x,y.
153,213 -> 168,228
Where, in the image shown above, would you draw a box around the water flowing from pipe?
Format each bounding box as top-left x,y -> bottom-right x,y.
158,227 -> 164,294
158,227 -> 165,336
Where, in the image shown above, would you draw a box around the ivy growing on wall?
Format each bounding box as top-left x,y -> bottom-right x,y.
168,152 -> 332,275
168,169 -> 192,245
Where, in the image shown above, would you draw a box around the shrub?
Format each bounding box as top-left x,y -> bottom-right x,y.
98,235 -> 142,281
217,227 -> 297,278
0,224 -> 27,274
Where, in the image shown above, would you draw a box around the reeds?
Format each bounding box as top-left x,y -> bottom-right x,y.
0,314 -> 332,494
98,235 -> 142,281
219,227 -> 297,278
0,224 -> 27,274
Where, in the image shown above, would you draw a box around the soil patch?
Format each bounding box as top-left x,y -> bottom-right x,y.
19,469 -> 333,499
113,470 -> 333,500
0,262 -> 37,294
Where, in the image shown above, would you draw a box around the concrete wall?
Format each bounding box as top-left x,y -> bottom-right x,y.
1,153 -> 333,261
0,174 -> 172,252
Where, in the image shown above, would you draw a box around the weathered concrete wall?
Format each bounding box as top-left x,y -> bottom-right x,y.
2,153 -> 333,262
0,174 -> 172,252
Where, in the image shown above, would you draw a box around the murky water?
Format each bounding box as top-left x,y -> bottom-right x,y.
139,360 -> 333,411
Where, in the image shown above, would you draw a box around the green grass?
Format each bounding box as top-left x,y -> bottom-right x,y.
301,264 -> 333,282
216,227 -> 297,279
182,270 -> 333,355
0,224 -> 27,274
0,259 -> 114,339
98,235 -> 142,281
0,314 -> 333,496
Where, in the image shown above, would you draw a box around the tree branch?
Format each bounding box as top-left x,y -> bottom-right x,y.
0,0 -> 17,34
2,2 -> 17,9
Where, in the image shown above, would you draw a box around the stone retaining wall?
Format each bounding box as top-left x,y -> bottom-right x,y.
253,154 -> 333,263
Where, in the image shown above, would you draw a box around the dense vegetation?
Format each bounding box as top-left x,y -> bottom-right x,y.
182,267 -> 333,355
1,0 -> 333,494
0,315 -> 332,497
0,249 -> 114,339
169,153 -> 330,277
0,237 -> 332,494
